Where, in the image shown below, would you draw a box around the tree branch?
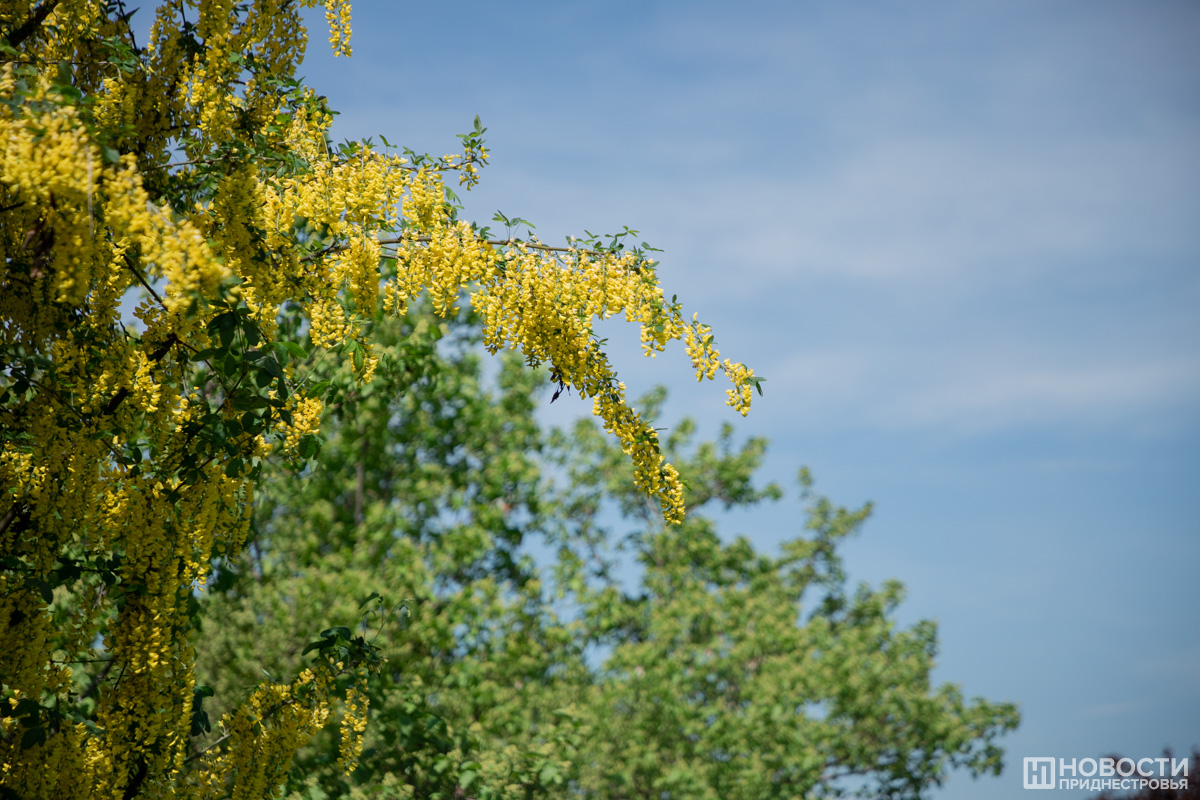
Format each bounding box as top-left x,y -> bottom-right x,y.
0,505 -> 17,537
124,257 -> 165,308
122,756 -> 148,800
4,0 -> 61,49
303,234 -> 638,265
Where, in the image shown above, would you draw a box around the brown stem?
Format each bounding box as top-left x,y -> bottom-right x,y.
0,505 -> 17,537
392,235 -> 601,256
185,730 -> 232,763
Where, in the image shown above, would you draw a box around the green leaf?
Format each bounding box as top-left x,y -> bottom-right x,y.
231,393 -> 269,411
20,726 -> 45,751
209,312 -> 236,349
301,638 -> 328,656
298,435 -> 318,460
282,341 -> 307,360
12,699 -> 41,720
261,357 -> 284,380
27,578 -> 53,605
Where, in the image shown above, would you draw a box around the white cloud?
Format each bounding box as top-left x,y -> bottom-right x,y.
766,346 -> 1200,433
882,356 -> 1200,431
623,125 -> 1200,297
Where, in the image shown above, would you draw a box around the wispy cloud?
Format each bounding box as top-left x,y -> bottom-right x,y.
766,346 -> 1200,433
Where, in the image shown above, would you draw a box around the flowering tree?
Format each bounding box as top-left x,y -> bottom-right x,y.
0,2 -> 758,797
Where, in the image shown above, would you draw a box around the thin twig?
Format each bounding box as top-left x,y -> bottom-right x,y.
113,0 -> 141,55
185,730 -> 233,763
183,697 -> 295,764
304,234 -> 630,264
124,257 -> 165,307
162,159 -> 210,170
79,657 -> 116,702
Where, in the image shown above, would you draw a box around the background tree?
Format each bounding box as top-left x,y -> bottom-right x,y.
557,392 -> 1020,799
0,2 -> 757,797
197,312 -> 1019,800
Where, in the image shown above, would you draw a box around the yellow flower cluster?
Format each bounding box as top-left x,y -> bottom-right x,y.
279,395 -> 325,455
321,0 -> 353,56
593,384 -> 687,523
201,668 -> 334,799
684,313 -> 721,381
402,168 -> 443,231
338,678 -> 371,775
459,236 -> 753,516
721,358 -> 757,417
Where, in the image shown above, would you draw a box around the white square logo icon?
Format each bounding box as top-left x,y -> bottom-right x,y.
1024,757 -> 1056,790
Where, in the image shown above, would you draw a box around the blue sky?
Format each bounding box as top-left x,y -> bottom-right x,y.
297,1 -> 1199,796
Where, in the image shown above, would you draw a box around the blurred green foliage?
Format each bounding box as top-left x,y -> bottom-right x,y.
196,308 -> 1018,800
